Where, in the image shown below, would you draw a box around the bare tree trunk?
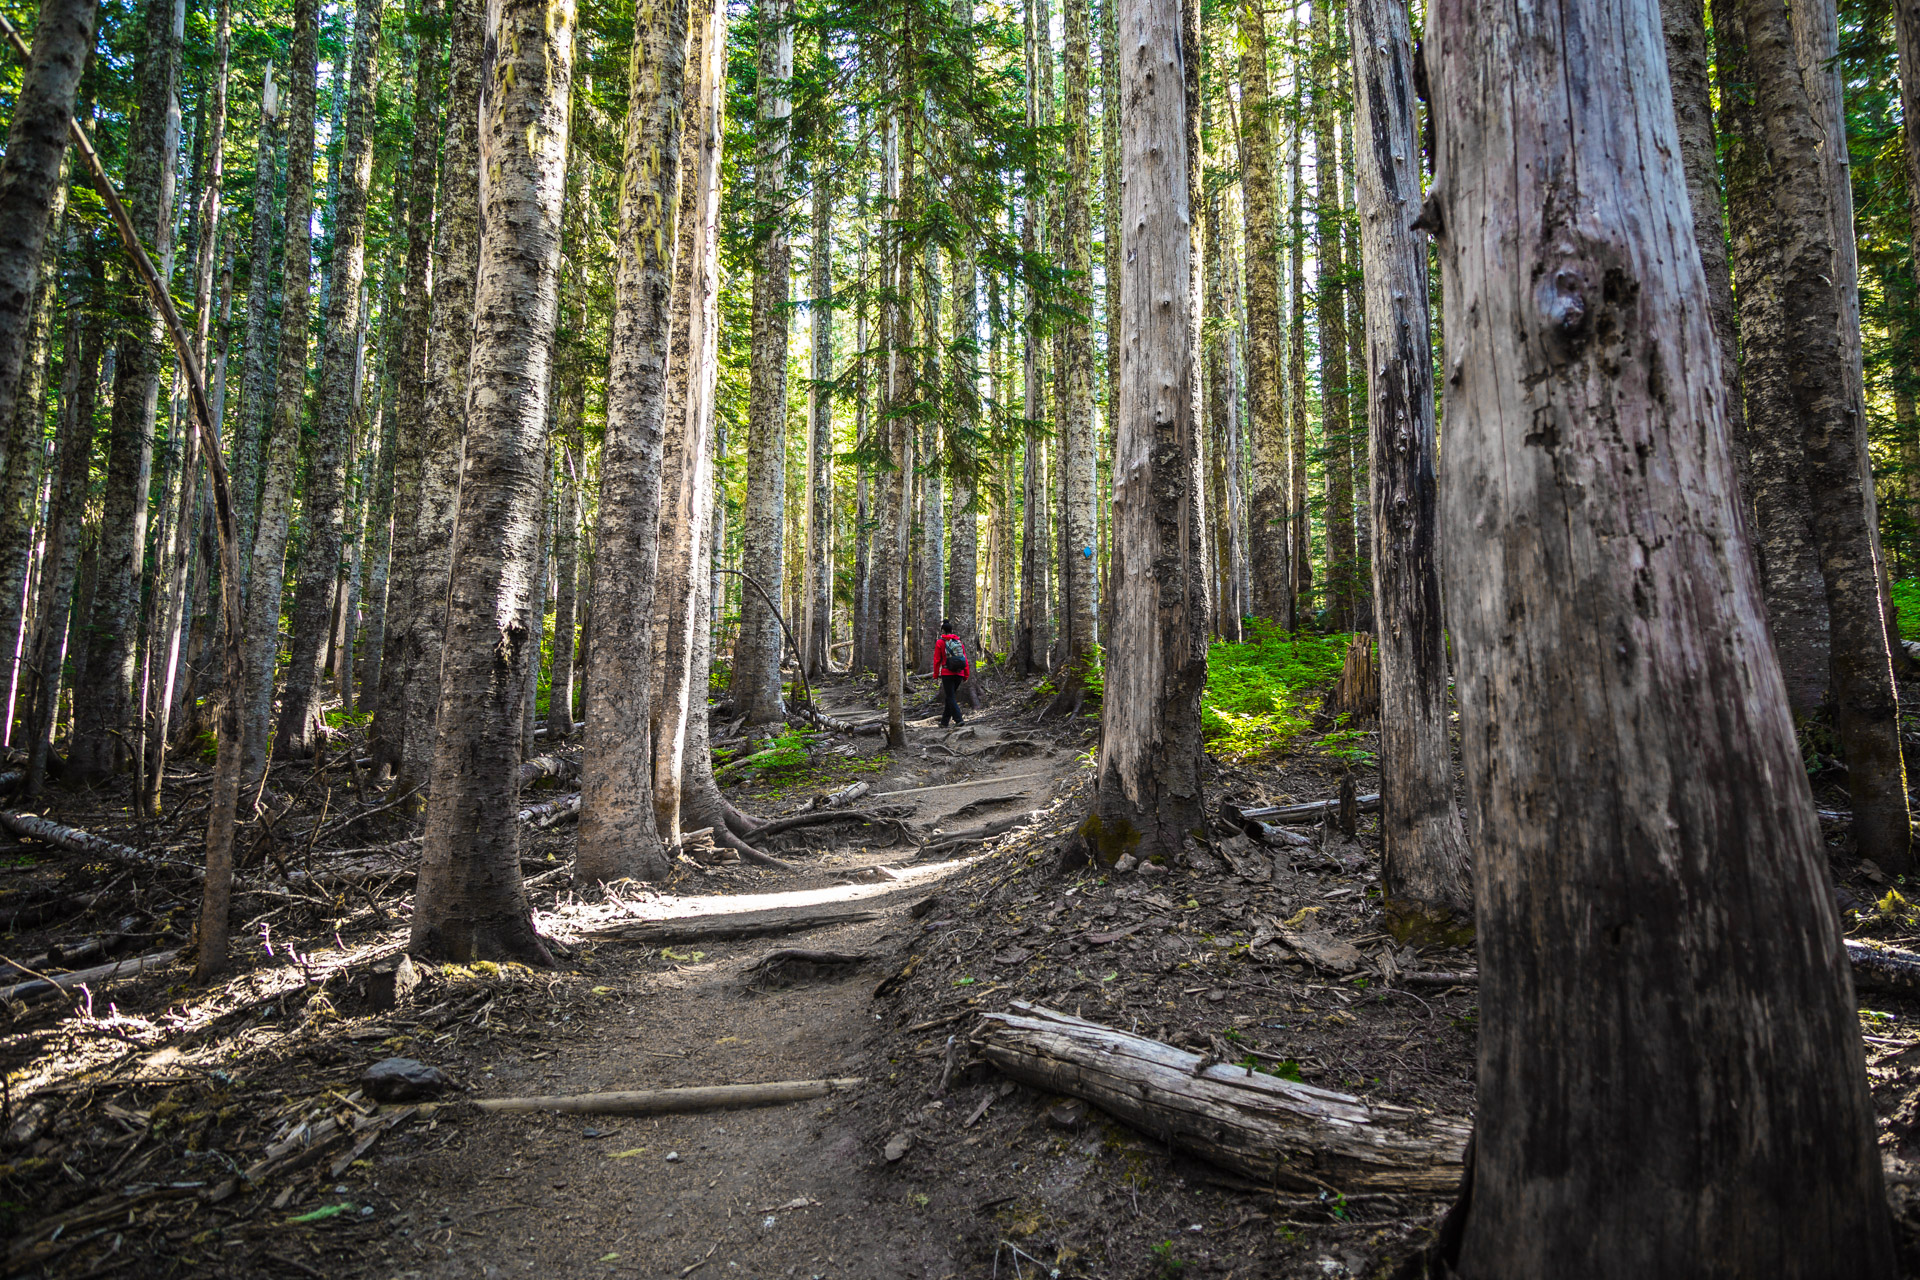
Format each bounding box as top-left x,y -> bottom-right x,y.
357,230 -> 404,715
575,0 -> 692,886
71,0 -> 182,781
1310,0 -> 1353,633
651,0 -> 725,843
410,0 -> 573,962
547,371 -> 583,741
804,152 -> 833,680
369,0 -> 443,775
277,0 -> 380,758
1422,0 -> 1893,1269
1288,113 -> 1311,624
0,0 -> 95,432
232,69 -> 279,585
1237,0 -> 1288,629
1015,0 -> 1049,679
392,0 -> 483,809
729,0 -> 795,727
917,252 -> 944,672
1348,0 -> 1470,932
1737,0 -> 1910,871
1078,0 -> 1207,865
948,251 -> 981,687
877,104 -> 911,747
851,221 -> 874,675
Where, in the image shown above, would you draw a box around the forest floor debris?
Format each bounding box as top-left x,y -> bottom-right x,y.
2,668 -> 1919,1276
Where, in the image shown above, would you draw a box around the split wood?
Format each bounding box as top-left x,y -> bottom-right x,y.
972,1001 -> 1467,1194
425,1078 -> 866,1117
590,906 -> 880,947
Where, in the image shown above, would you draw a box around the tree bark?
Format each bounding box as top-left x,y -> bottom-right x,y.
1015,0 -> 1050,680
1738,0 -> 1911,871
1050,0 -> 1097,711
804,151 -> 833,680
729,0 -> 796,727
576,0 -> 692,886
1311,0 -> 1354,634
877,103 -> 911,748
70,0 -> 182,781
1237,0 -> 1288,628
547,370 -> 583,741
231,68 -> 279,586
1422,0 -> 1894,1269
0,0 -> 95,433
1347,0 -> 1470,932
369,0 -> 443,775
410,0 -> 573,962
1288,108 -> 1312,624
237,0 -> 318,801
392,0 -> 483,809
1078,0 -> 1206,865
276,0 -> 380,758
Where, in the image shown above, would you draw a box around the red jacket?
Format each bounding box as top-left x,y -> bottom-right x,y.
932,634 -> 970,679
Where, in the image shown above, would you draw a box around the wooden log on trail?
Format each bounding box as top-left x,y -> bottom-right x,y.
0,812 -> 203,875
972,1002 -> 1468,1194
448,1078 -> 866,1116
1223,794 -> 1382,826
0,948 -> 180,1002
589,905 -> 881,947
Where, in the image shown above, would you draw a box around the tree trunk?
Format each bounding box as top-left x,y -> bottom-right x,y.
1016,0 -> 1049,680
1347,0 -> 1470,932
948,252 -> 981,689
1738,0 -> 1910,871
1078,0 -> 1206,866
357,226 -> 405,716
369,0 -> 443,776
1236,0 -> 1288,629
1051,0 -> 1097,711
575,0 -> 691,886
392,0 -> 483,809
232,69 -> 279,585
276,0 -> 379,758
877,105 -> 911,748
851,222 -> 873,675
1422,0 -> 1894,1269
1288,115 -> 1312,624
650,0 -> 725,844
70,0 -> 181,781
0,0 -> 95,433
547,370 -> 583,741
1311,0 -> 1353,634
237,0 -> 318,801
410,0 -> 573,962
804,152 -> 833,681
1661,0 -> 1749,517
729,0 -> 795,727
917,253 -> 944,674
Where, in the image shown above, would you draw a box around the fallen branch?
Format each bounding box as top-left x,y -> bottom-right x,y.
590,906 -> 880,947
820,781 -> 870,808
916,812 -> 1038,859
972,1002 -> 1468,1194
0,948 -> 180,1002
1225,795 -> 1382,826
0,812 -> 202,875
443,1078 -> 866,1117
874,771 -> 1054,801
516,793 -> 580,827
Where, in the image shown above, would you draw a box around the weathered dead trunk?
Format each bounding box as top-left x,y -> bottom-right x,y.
1078,0 -> 1207,865
1422,0 -> 1895,1269
1347,0 -> 1470,933
575,0 -> 692,886
410,0 -> 573,963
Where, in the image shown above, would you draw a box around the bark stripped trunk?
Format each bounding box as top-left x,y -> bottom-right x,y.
804,152 -> 832,680
238,0 -> 317,800
70,0 -> 181,781
392,0 -> 483,808
410,0 -> 573,962
1348,0 -> 1470,932
1738,0 -> 1910,871
1078,0 -> 1206,865
277,0 -> 380,758
369,0 -> 442,774
575,0 -> 691,886
730,0 -> 795,727
0,0 -> 95,431
1423,0 -> 1894,1270
651,0 -> 726,844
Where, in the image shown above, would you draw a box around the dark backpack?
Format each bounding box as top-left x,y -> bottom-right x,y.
942,636 -> 968,674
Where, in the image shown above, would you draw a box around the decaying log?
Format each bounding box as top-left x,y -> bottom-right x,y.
0,948 -> 180,1002
590,905 -> 880,947
1224,795 -> 1382,826
1243,821 -> 1315,848
0,812 -> 204,875
516,793 -> 581,828
972,1002 -> 1468,1193
1844,940 -> 1920,997
516,753 -> 580,787
447,1078 -> 866,1116
820,781 -> 870,808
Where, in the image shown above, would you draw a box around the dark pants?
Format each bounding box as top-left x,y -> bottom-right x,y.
940,674 -> 966,727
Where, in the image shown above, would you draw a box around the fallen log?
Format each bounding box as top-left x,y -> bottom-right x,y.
972,1002 -> 1468,1194
0,812 -> 203,875
916,812 -> 1039,859
1245,821 -> 1315,848
516,753 -> 580,788
1384,942 -> 1919,998
1224,795 -> 1382,826
590,906 -> 880,947
516,793 -> 580,828
820,781 -> 870,808
448,1078 -> 866,1116
0,948 -> 180,1002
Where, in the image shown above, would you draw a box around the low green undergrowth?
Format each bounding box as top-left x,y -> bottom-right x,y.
1895,578 -> 1920,639
1202,622 -> 1350,763
713,726 -> 819,783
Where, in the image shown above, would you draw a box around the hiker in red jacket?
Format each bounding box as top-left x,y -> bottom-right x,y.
932,620 -> 970,728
